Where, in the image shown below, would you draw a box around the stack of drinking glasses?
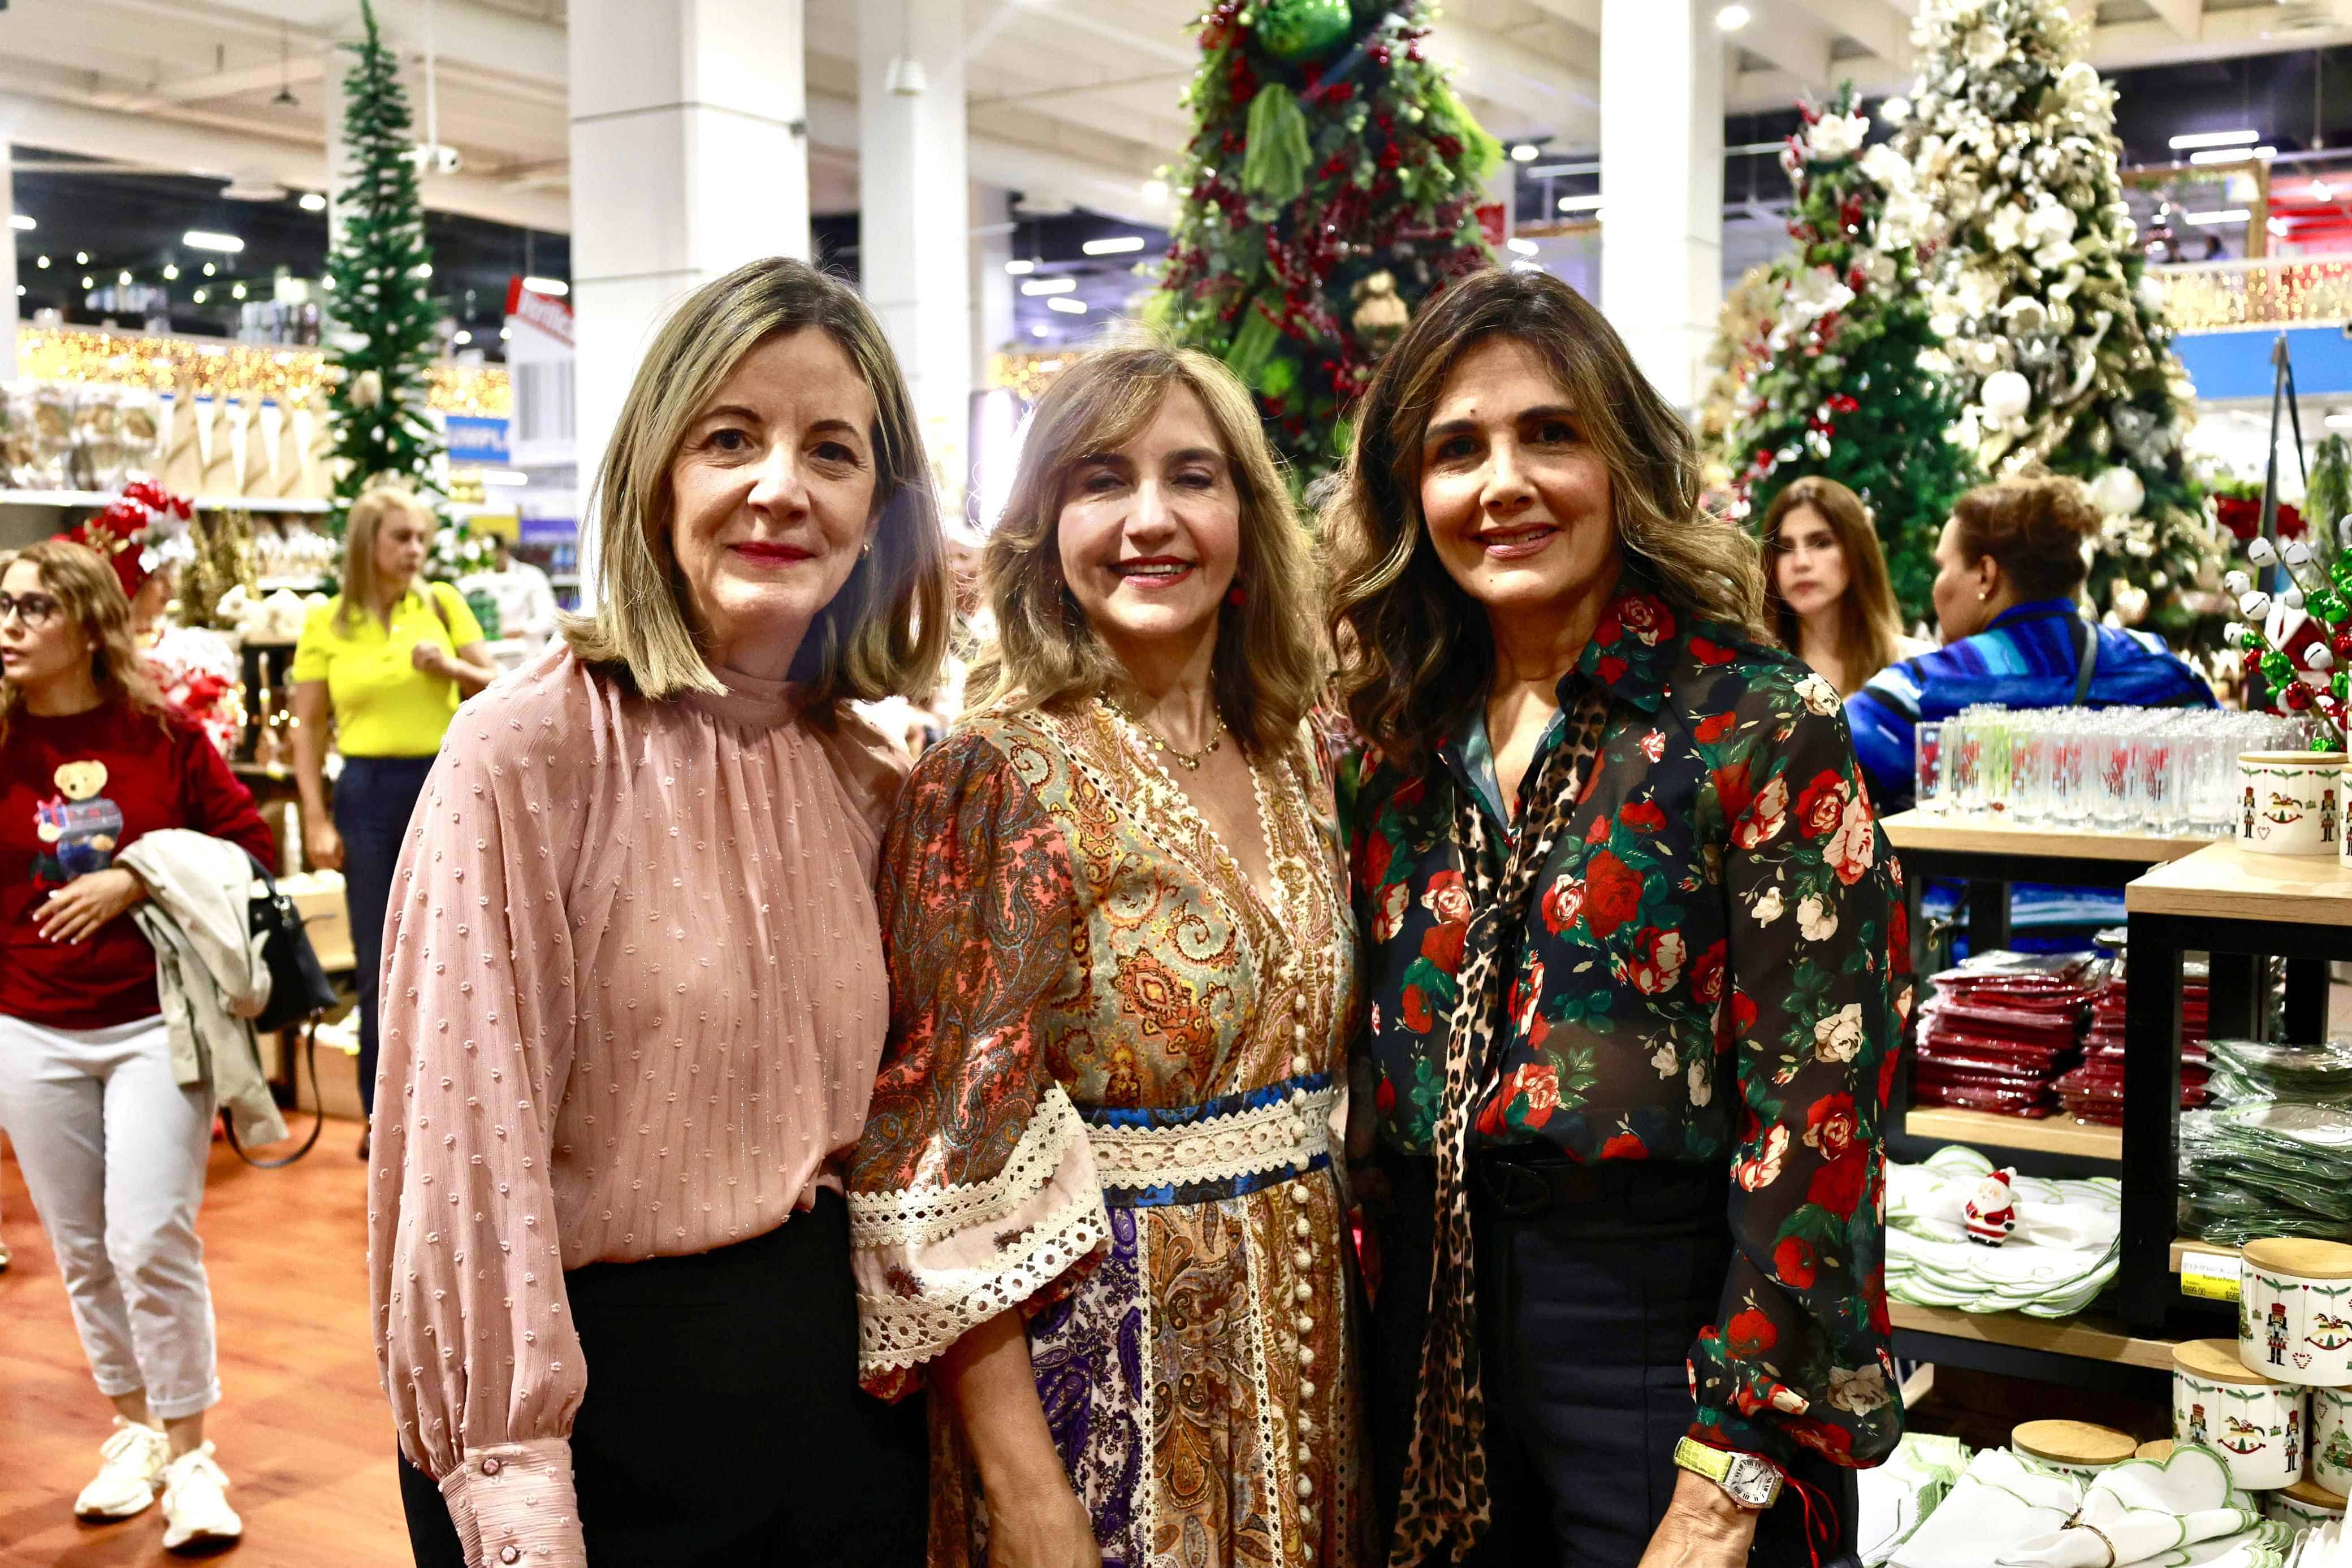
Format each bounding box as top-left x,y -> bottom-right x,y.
1915,707 -> 2310,834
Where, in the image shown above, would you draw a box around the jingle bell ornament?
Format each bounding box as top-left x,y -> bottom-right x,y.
1965,1167 -> 2020,1247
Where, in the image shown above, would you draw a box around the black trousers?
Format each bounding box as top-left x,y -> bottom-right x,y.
334,753 -> 434,1119
398,1192 -> 927,1567
1369,1151 -> 1861,1568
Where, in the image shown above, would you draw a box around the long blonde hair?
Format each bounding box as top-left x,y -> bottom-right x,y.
334,486 -> 436,636
563,256 -> 950,710
0,539 -> 170,748
1761,476 -> 1904,688
1326,267 -> 1765,768
972,339 -> 1327,752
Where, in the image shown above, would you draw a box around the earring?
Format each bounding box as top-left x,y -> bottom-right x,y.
1227,581 -> 1247,608
860,540 -> 874,559
1977,590 -> 1989,602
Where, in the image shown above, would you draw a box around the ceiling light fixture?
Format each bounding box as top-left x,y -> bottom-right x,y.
1031,323 -> 1051,338
163,263 -> 180,281
1006,259 -> 1036,275
1511,143 -> 1540,163
183,230 -> 244,253
1141,178 -> 1170,203
1558,193 -> 1606,213
522,275 -> 569,297
231,282 -> 247,299
36,255 -> 49,268
1046,296 -> 1087,314
1506,237 -> 1539,255
453,330 -> 472,345
300,192 -> 328,213
1021,277 -> 1077,296
204,262 -> 216,276
2327,412 -> 2352,431
8,214 -> 32,231
2185,207 -> 2253,226
273,17 -> 299,106
81,275 -> 94,289
118,271 -> 132,285
1082,235 -> 1145,256
2169,129 -> 2262,150
192,288 -> 208,303
1715,5 -> 1750,30
76,250 -> 89,265
2315,181 -> 2336,201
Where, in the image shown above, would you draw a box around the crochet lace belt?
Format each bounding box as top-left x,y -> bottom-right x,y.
1077,1073 -> 1335,1209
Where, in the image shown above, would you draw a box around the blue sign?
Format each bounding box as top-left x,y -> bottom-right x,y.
446,414 -> 511,465
2173,325 -> 2352,400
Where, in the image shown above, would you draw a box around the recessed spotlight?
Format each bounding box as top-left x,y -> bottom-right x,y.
1046,296 -> 1087,314
182,230 -> 244,253
231,282 -> 248,299
192,288 -> 207,303
81,274 -> 94,289
7,214 -> 32,231
75,250 -> 89,264
1140,178 -> 1169,202
1716,4 -> 1750,30
36,255 -> 49,268
1511,144 -> 1540,163
454,330 -> 472,345
1006,259 -> 1036,275
300,192 -> 328,212
163,263 -> 180,281
203,262 -> 216,276
1031,323 -> 1050,338
118,271 -> 132,285
522,275 -> 568,296
499,326 -> 512,340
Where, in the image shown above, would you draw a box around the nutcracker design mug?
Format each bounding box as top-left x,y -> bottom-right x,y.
2237,753 -> 2349,857
2176,1338 -> 2304,1491
2241,1240 -> 2352,1386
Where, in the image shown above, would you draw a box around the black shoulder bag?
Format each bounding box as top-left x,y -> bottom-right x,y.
223,855 -> 343,1167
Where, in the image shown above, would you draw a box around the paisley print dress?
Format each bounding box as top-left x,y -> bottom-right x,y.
848,701 -> 1371,1568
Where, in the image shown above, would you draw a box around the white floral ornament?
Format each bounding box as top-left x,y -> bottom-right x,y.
1980,370 -> 2033,422
1807,112 -> 1870,162
2086,465 -> 2144,519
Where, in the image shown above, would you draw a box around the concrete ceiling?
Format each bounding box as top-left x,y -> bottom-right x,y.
8,0 -> 2352,240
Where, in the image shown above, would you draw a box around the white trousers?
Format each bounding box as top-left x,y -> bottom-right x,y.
0,1013 -> 222,1419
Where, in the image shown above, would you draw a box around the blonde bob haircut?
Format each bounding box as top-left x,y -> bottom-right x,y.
0,539 -> 170,750
973,338 -> 1326,753
563,256 -> 950,709
335,485 -> 438,636
1326,267 -> 1766,768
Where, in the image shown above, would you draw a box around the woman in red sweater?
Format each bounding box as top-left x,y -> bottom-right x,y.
0,539 -> 276,1554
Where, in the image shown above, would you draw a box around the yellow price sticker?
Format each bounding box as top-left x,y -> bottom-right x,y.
2180,1251 -> 2241,1302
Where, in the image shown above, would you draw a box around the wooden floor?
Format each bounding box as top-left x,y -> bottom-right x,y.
0,1124 -> 415,1567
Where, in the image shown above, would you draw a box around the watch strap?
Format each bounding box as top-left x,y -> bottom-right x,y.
1672,1437 -> 1783,1510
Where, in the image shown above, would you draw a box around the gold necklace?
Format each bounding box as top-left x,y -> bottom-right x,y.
1100,696 -> 1225,772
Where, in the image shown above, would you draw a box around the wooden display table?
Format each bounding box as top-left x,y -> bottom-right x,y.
2119,843 -> 2352,1333
1880,811 -> 2211,957
1881,813 -> 2210,1174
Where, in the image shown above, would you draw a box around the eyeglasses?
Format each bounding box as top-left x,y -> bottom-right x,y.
0,591 -> 63,630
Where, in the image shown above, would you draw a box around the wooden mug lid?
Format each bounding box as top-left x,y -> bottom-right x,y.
2282,1476 -> 2348,1510
2175,1337 -> 2286,1387
2135,1439 -> 2174,1461
2243,1238 -> 2352,1280
2013,1419 -> 2138,1466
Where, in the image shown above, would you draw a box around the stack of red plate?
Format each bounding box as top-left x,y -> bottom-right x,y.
2052,968 -> 2211,1125
1913,952 -> 2106,1119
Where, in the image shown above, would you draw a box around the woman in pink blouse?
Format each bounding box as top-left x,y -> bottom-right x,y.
369,257 -> 949,1568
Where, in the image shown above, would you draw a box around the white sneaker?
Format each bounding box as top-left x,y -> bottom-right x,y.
74,1417 -> 168,1521
159,1442 -> 243,1553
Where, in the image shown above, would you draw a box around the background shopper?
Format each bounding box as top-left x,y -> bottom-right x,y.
288,486 -> 494,1154
1761,476 -> 1931,698
0,539 -> 278,1553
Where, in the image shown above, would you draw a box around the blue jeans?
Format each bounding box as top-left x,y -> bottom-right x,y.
334,755 -> 435,1119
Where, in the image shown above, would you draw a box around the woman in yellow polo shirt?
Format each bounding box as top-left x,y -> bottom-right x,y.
290,487 -> 495,1155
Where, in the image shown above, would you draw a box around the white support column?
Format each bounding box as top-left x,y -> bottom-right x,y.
971,182 -> 1017,387
1599,0 -> 1723,410
569,0 -> 811,595
0,142 -> 19,382
861,0 -> 972,514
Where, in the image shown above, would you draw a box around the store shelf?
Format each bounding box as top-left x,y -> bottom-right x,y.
2170,1240 -> 2243,1273
2128,840 -> 2352,925
1904,1106 -> 2123,1162
1881,812 -> 2215,865
0,489 -> 331,513
1888,1301 -> 2180,1371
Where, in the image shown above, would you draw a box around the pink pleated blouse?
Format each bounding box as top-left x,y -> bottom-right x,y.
366,647 -> 906,1568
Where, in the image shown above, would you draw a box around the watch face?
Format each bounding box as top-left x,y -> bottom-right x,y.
1723,1458 -> 1779,1509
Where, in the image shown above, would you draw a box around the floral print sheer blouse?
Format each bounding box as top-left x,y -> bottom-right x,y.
1350,582 -> 1912,1472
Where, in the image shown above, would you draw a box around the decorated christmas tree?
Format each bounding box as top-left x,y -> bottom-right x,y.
323,0 -> 444,539
1726,85 -> 1979,626
1890,0 -> 2221,643
1151,0 -> 1501,487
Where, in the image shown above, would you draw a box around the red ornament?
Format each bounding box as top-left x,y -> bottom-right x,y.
2284,680 -> 2316,711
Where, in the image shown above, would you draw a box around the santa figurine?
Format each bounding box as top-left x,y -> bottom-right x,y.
1964,1167 -> 2020,1247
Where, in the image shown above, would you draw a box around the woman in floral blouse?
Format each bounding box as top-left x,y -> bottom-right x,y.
1327,268 -> 1909,1568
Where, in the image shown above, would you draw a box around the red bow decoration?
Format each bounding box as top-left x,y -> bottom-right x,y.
60,482 -> 196,598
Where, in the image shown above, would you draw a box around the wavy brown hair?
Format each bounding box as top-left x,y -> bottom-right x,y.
973,339 -> 1326,753
564,255 -> 950,711
0,539 -> 170,748
1326,267 -> 1765,768
1761,475 -> 1904,689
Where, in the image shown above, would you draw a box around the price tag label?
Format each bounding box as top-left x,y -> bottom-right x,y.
2180,1250 -> 2242,1302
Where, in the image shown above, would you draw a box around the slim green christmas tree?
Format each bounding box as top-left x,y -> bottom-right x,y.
324,0 -> 444,540
1152,0 -> 1501,487
1726,85 -> 1979,628
1891,0 -> 2220,643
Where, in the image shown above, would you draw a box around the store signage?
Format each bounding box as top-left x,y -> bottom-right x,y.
2182,1250 -> 2245,1303
446,414 -> 511,465
504,278 -> 574,348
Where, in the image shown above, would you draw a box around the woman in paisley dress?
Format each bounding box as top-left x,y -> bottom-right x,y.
848,341 -> 1369,1568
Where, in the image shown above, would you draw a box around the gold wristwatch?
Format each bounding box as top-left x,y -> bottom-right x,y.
1672,1437 -> 1784,1510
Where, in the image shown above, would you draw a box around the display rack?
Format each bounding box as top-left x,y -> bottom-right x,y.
1888,1302 -> 2176,1399
2118,842 -> 2352,1333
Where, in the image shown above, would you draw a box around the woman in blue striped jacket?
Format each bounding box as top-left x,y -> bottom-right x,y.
1847,477 -> 2213,810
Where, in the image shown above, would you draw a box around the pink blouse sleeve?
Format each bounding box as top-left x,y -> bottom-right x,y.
368,705 -> 587,1568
